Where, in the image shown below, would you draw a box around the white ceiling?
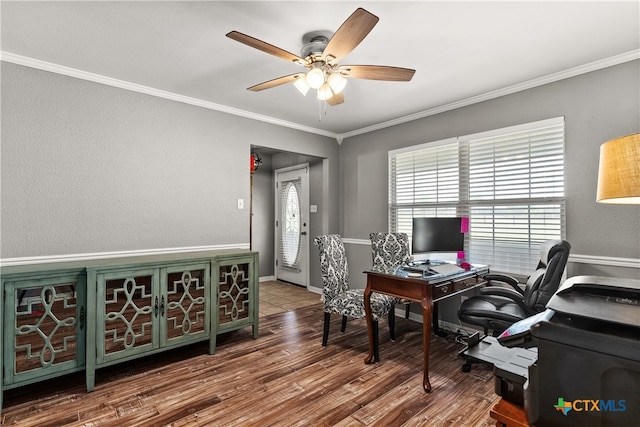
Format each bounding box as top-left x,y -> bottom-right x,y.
2,1 -> 639,139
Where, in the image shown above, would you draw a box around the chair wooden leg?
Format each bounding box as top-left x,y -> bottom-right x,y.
373,320 -> 380,362
388,310 -> 396,342
341,315 -> 347,333
322,312 -> 331,347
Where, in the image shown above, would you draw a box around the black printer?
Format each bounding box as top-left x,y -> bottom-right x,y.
525,275 -> 640,427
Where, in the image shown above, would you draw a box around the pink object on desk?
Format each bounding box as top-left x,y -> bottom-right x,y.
459,262 -> 471,270
460,217 -> 469,233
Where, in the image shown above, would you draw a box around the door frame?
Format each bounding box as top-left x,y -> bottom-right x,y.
274,163 -> 310,288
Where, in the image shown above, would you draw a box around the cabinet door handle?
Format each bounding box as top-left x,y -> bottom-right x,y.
154,296 -> 159,317
160,296 -> 165,317
79,305 -> 85,331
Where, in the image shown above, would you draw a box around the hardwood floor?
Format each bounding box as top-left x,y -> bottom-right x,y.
1,301 -> 499,426
258,280 -> 321,317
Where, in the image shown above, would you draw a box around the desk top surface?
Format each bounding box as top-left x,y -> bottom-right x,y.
365,263 -> 489,284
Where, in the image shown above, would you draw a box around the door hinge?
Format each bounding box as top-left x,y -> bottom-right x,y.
275,259 -> 278,267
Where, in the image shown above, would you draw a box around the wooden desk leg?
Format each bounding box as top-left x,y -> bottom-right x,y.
490,399 -> 529,427
420,296 -> 433,393
363,277 -> 376,365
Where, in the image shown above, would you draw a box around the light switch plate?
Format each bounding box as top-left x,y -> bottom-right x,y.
237,198 -> 244,209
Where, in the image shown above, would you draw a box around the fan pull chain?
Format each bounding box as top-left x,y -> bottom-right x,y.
317,99 -> 328,122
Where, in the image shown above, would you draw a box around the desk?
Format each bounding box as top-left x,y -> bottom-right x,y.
490,399 -> 529,427
363,265 -> 488,392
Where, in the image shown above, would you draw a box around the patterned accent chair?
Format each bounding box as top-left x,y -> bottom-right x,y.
313,234 -> 396,361
369,232 -> 413,318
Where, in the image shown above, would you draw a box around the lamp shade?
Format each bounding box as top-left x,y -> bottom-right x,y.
327,72 -> 347,94
316,83 -> 333,101
596,133 -> 640,204
306,67 -> 325,89
293,75 -> 310,96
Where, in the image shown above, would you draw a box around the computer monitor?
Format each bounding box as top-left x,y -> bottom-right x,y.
411,217 -> 465,255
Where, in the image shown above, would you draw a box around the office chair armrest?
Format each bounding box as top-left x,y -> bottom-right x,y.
478,287 -> 535,316
483,273 -> 524,295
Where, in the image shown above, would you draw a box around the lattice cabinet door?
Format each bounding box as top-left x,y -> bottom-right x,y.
2,273 -> 86,387
160,263 -> 210,347
213,253 -> 258,339
96,268 -> 159,364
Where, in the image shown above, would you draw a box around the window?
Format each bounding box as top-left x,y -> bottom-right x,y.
281,180 -> 302,268
389,118 -> 565,274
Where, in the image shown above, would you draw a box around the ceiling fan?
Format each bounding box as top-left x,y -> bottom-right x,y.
226,8 -> 415,106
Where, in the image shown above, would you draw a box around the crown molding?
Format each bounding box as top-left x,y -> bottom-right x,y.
337,49 -> 640,140
0,51 -> 338,140
3,49 -> 638,143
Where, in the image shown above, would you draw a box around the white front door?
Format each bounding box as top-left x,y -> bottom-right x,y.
275,165 -> 309,287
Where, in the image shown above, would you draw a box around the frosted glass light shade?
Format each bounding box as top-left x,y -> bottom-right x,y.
306,67 -> 325,89
327,73 -> 347,94
316,83 -> 333,100
293,75 -> 310,95
596,133 -> 640,204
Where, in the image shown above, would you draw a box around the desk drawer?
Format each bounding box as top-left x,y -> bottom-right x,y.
433,277 -> 483,300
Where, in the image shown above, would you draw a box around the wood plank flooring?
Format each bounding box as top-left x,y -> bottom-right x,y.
1,296 -> 499,426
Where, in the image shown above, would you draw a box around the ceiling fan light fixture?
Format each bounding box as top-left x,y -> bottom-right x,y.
317,83 -> 333,101
227,8 -> 415,112
293,75 -> 310,95
306,66 -> 325,89
327,72 -> 347,94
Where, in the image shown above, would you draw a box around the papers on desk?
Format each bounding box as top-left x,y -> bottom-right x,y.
428,263 -> 464,275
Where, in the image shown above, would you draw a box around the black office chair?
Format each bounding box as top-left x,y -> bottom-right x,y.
458,239 -> 571,337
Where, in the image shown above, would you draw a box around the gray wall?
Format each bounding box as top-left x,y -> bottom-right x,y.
2,59 -> 639,311
249,152 -> 274,277
338,61 -> 640,322
1,62 -> 340,264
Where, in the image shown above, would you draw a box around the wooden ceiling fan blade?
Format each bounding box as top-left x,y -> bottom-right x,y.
339,65 -> 416,81
248,73 -> 304,91
327,92 -> 344,106
226,31 -> 308,66
322,8 -> 379,64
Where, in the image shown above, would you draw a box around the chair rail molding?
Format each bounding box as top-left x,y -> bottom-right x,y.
0,244 -> 250,267
341,238 -> 639,270
568,254 -> 640,269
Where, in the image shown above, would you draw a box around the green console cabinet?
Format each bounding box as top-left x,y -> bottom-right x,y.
1,249 -> 258,411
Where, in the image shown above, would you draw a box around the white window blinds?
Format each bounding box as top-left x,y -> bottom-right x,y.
389,118 -> 565,274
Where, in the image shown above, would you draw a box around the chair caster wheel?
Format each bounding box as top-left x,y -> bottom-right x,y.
461,363 -> 471,373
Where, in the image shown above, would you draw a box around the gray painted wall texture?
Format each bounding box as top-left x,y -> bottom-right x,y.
1,62 -> 339,260
337,60 -> 640,325
2,60 -> 638,304
339,60 -> 640,289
